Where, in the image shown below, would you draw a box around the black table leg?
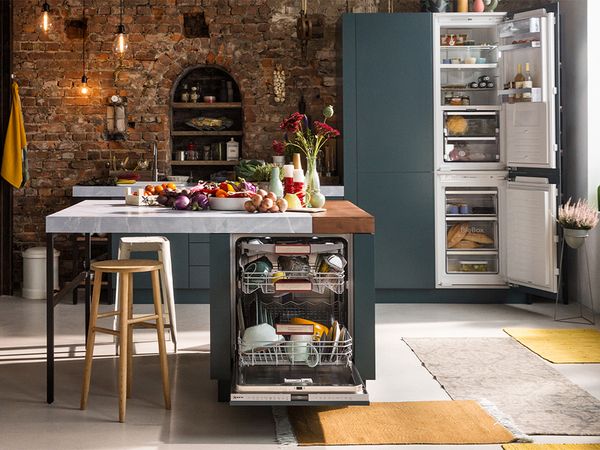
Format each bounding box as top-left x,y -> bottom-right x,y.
46,233 -> 54,404
84,233 -> 91,340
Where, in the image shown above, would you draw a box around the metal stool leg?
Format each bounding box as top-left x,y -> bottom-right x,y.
80,270 -> 103,410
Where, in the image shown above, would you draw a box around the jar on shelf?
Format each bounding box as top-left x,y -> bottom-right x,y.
180,84 -> 189,102
186,143 -> 198,161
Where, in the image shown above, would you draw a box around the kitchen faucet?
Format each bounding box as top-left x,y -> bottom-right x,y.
152,142 -> 159,182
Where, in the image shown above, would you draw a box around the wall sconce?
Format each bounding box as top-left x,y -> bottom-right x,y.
296,0 -> 324,62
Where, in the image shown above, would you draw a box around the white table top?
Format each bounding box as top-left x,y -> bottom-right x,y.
72,183 -> 344,199
46,200 -> 313,234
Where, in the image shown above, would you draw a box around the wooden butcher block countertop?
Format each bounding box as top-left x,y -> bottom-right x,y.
312,201 -> 374,234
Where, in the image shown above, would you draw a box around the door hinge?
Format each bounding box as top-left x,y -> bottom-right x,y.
553,144 -> 558,152
554,267 -> 560,276
554,86 -> 558,95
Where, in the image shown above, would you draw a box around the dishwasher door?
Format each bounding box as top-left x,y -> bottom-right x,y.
231,362 -> 369,405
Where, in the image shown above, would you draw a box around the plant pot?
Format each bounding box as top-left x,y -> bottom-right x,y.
563,228 -> 589,249
272,155 -> 285,166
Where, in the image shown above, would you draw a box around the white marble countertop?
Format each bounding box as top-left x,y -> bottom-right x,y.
72,182 -> 344,198
46,200 -> 314,234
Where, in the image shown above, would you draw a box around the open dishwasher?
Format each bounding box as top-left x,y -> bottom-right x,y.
230,236 -> 369,405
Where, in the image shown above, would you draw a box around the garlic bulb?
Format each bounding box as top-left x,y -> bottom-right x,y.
273,64 -> 286,103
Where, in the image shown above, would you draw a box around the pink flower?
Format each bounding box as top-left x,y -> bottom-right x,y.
272,140 -> 285,156
280,112 -> 305,134
314,121 -> 340,138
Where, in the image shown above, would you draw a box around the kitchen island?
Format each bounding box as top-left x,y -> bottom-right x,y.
45,200 -> 374,405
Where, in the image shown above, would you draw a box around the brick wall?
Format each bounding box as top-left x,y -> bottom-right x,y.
11,0 -> 551,282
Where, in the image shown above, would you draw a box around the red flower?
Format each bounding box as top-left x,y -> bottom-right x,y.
272,140 -> 285,156
280,112 -> 305,134
314,121 -> 340,138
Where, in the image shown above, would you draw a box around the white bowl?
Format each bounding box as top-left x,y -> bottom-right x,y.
166,175 -> 189,182
208,196 -> 248,211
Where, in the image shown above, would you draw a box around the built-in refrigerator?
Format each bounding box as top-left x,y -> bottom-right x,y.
433,8 -> 561,295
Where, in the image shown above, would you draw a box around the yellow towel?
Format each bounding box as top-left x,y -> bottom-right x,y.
1,81 -> 28,188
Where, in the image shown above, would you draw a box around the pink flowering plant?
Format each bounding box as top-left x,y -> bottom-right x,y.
557,198 -> 599,230
278,105 -> 340,161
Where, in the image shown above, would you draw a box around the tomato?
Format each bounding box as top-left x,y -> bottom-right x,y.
145,185 -> 155,195
166,182 -> 177,190
215,189 -> 228,198
154,185 -> 164,194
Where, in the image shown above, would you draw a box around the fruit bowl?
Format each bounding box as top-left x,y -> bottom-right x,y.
208,197 -> 248,211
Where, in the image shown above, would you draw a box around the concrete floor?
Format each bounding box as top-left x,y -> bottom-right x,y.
0,296 -> 599,450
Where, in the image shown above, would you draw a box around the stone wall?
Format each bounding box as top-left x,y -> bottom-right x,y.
11,0 -> 551,282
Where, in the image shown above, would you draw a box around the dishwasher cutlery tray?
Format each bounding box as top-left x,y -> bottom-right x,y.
238,334 -> 353,367
241,266 -> 345,295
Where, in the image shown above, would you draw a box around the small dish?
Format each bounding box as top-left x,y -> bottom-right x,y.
166,175 -> 189,183
208,196 -> 248,211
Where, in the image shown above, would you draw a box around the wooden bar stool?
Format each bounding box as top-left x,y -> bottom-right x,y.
81,259 -> 171,422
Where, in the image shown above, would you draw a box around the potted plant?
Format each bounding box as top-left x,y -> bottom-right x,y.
557,198 -> 599,249
272,140 -> 286,166
278,105 -> 340,208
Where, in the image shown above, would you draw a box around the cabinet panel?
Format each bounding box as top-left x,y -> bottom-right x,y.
357,172 -> 435,289
189,243 -> 210,266
189,266 -> 210,289
354,13 -> 434,172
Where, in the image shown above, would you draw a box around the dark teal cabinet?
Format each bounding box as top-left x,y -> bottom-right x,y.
344,13 -> 436,291
357,172 -> 435,289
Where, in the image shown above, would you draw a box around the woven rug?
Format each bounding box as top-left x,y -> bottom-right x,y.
404,338 -> 600,435
503,445 -> 600,450
504,328 -> 600,363
277,400 -> 516,446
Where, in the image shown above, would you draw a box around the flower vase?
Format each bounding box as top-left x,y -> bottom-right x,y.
563,228 -> 589,249
305,158 -> 325,208
269,166 -> 284,199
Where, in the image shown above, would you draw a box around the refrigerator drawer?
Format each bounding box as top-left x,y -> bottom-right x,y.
444,140 -> 499,163
446,253 -> 499,274
446,220 -> 497,251
444,111 -> 498,137
231,364 -> 369,406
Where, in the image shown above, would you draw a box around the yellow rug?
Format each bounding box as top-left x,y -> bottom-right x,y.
504,328 -> 600,363
503,445 -> 600,450
287,400 -> 516,446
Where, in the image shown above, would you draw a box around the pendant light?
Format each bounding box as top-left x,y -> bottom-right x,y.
113,0 -> 129,56
39,1 -> 52,33
80,0 -> 89,95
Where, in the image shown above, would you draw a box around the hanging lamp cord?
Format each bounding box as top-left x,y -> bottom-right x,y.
82,0 -> 86,76
120,0 -> 124,26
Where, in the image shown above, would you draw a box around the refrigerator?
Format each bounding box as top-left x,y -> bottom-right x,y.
432,7 -> 561,295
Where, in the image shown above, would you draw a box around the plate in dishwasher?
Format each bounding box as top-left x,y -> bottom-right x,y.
231,364 -> 369,405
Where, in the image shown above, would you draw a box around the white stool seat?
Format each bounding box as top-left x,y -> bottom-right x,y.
115,236 -> 178,351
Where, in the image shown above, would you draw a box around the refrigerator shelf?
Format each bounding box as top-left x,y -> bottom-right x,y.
442,105 -> 501,112
441,63 -> 498,69
446,250 -> 498,255
440,45 -> 497,51
446,136 -> 497,141
446,215 -> 497,221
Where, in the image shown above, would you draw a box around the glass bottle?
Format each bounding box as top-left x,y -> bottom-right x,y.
514,63 -> 525,102
522,62 -> 533,102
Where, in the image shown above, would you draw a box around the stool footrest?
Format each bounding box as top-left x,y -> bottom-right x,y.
97,311 -> 119,319
93,326 -> 120,337
128,314 -> 159,325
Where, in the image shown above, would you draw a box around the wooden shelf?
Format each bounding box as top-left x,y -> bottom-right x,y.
171,130 -> 243,137
171,160 -> 239,166
172,102 -> 242,109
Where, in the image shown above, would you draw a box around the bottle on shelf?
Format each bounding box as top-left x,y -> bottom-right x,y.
226,138 -> 239,161
522,62 -> 533,102
513,63 -> 525,102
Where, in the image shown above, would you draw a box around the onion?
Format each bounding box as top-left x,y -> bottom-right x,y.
244,201 -> 256,213
276,198 -> 288,212
257,189 -> 268,198
251,194 -> 263,207
262,198 -> 274,210
174,195 -> 190,210
269,204 -> 280,213
266,192 -> 277,202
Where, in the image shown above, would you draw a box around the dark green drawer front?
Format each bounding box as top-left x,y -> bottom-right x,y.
189,234 -> 210,243
354,13 -> 434,173
189,243 -> 210,266
189,266 -> 210,289
357,172 -> 435,289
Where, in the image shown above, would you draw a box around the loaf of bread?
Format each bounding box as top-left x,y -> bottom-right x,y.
447,222 -> 469,248
463,232 -> 494,245
453,240 -> 480,249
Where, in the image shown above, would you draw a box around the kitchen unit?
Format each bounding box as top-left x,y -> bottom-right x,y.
343,6 -> 562,302
45,200 -> 375,405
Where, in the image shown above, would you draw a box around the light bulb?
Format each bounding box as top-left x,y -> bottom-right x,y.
113,25 -> 129,55
80,75 -> 89,95
40,2 -> 51,33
